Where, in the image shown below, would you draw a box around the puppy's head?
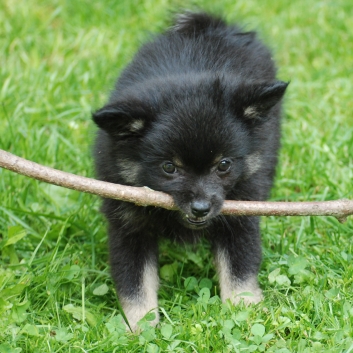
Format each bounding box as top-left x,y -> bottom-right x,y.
93,76 -> 287,229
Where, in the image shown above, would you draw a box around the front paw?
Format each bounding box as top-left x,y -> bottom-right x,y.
121,299 -> 159,332
221,276 -> 263,305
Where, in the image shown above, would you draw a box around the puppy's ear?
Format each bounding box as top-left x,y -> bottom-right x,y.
238,81 -> 288,122
92,102 -> 151,137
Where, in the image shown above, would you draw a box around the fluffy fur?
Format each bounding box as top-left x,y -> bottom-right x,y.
93,12 -> 288,331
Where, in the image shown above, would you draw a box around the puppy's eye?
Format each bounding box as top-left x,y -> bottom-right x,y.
162,162 -> 177,174
217,159 -> 231,173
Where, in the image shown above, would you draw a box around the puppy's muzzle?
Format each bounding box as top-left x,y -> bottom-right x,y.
182,200 -> 211,227
191,200 -> 211,218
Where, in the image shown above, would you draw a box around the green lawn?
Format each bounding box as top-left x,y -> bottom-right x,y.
1,0 -> 353,352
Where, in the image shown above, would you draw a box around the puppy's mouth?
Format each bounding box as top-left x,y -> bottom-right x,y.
182,214 -> 208,229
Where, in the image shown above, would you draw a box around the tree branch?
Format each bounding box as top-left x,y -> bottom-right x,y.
0,149 -> 352,223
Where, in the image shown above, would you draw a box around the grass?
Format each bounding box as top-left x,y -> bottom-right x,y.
0,0 -> 352,352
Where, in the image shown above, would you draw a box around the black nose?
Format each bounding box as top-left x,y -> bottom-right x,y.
191,201 -> 211,218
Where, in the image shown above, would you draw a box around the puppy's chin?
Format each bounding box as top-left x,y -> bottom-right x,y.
178,213 -> 211,230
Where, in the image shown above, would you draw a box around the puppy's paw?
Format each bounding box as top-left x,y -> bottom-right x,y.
220,276 -> 263,305
121,300 -> 159,332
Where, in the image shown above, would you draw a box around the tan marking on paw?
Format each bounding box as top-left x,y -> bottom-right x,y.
215,249 -> 263,305
120,262 -> 159,332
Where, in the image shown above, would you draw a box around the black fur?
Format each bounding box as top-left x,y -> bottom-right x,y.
93,12 -> 287,330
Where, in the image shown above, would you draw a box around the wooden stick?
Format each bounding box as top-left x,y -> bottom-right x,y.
0,149 -> 352,222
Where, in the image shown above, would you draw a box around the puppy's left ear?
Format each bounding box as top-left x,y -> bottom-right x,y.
239,81 -> 288,121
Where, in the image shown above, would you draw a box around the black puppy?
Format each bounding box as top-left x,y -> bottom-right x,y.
93,12 -> 287,331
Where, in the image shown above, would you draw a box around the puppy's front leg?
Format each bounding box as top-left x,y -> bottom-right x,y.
213,216 -> 263,305
215,248 -> 263,304
108,225 -> 159,332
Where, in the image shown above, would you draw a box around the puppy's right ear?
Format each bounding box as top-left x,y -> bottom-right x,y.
92,102 -> 150,137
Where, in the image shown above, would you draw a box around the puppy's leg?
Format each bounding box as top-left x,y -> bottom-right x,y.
118,259 -> 159,331
215,248 -> 263,304
108,224 -> 159,332
212,216 -> 263,304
